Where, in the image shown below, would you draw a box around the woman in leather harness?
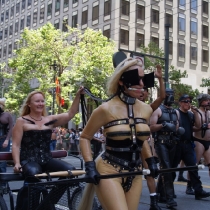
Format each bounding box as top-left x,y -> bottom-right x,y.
78,57 -> 158,210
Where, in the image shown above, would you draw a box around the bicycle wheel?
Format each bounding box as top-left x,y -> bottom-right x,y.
0,195 -> 8,210
70,187 -> 101,210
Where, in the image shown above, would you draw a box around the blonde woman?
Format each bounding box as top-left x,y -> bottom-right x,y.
79,58 -> 158,210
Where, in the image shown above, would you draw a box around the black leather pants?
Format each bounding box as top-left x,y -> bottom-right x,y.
155,142 -> 176,201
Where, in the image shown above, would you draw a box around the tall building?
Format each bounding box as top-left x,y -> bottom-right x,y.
0,0 -> 209,92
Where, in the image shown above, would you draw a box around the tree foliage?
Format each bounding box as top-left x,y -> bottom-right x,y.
3,23 -> 115,115
139,42 -> 199,105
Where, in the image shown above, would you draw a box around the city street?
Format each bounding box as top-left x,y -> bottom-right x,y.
3,155 -> 210,210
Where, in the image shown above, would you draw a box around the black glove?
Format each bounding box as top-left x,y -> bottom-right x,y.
145,157 -> 159,178
162,122 -> 176,132
85,161 -> 100,185
177,127 -> 185,135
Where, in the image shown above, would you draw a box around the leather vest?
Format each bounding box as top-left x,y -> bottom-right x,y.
156,104 -> 178,141
0,123 -> 8,137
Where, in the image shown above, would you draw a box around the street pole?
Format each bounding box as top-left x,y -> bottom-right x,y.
164,24 -> 170,88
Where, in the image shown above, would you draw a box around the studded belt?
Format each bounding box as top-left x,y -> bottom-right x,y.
156,139 -> 177,144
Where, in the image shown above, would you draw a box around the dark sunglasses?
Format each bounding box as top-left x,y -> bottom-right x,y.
181,100 -> 192,103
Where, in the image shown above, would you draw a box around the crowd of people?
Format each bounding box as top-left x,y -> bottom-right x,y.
0,56 -> 210,210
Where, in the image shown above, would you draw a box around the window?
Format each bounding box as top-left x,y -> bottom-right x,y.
28,0 -> 32,7
178,43 -> 185,58
9,24 -> 13,36
190,46 -> 197,61
0,29 -> 3,40
137,5 -> 145,20
72,14 -> 78,28
62,18 -> 68,32
165,13 -> 173,27
8,43 -> 12,55
47,3 -> 52,17
136,33 -> 144,48
1,13 -> 4,23
10,5 -> 14,18
191,19 -> 197,35
64,0 -> 69,9
34,0 -> 38,5
82,10 -> 88,25
54,20 -> 60,29
5,9 -> 9,20
27,14 -> 31,27
203,50 -> 209,63
151,37 -> 159,47
3,45 -> 7,57
104,0 -> 111,16
4,26 -> 8,39
16,2 -> 20,14
121,0 -> 129,16
203,25 -> 208,39
20,18 -> 24,30
203,1 -> 208,15
40,6 -> 45,22
92,5 -> 99,21
191,0 -> 197,12
73,0 -> 78,3
33,10 -> 37,25
14,41 -> 18,50
120,29 -> 129,46
15,20 -> 19,33
152,9 -> 159,24
179,0 -> 185,7
169,41 -> 173,55
55,0 -> 60,14
22,0 -> 26,10
179,14 -> 185,32
103,28 -> 110,39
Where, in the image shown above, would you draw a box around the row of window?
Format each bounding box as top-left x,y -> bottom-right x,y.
120,30 -> 209,64
0,0 -> 111,24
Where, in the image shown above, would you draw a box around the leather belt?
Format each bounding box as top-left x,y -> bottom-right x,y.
156,139 -> 177,144
106,146 -> 131,152
158,131 -> 174,135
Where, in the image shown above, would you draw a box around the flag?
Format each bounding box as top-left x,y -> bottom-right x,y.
55,77 -> 65,107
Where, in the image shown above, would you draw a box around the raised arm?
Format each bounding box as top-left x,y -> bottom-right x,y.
53,86 -> 84,127
150,65 -> 165,111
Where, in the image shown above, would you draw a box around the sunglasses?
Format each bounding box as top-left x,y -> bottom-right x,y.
181,100 -> 192,103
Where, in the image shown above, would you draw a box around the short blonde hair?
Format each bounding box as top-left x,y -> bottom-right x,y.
20,91 -> 47,116
106,57 -> 144,95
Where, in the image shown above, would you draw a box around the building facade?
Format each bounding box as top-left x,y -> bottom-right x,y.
0,0 -> 209,92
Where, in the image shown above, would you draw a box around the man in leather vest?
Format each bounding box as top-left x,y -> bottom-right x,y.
150,88 -> 182,209
0,98 -> 13,187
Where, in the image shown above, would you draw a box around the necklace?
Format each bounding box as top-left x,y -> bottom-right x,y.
29,115 -> 42,121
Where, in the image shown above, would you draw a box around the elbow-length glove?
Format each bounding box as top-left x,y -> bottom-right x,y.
85,161 -> 100,185
145,157 -> 159,178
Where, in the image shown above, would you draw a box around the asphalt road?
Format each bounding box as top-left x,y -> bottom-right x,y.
3,155 -> 210,210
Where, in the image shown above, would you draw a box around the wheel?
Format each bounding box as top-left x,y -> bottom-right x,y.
0,195 -> 8,210
70,187 -> 101,210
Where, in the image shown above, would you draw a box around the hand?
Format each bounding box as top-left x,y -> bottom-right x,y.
154,64 -> 162,79
162,122 -> 176,132
84,161 -> 100,185
2,139 -> 9,148
145,157 -> 159,178
190,106 -> 198,114
76,86 -> 85,96
14,163 -> 22,173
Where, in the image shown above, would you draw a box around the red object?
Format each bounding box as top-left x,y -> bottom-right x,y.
55,77 -> 65,107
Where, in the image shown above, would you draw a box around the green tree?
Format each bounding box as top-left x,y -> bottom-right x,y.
3,23 -> 115,115
139,42 -> 199,104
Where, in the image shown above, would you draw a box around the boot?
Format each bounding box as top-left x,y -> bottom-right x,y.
186,180 -> 195,195
177,171 -> 187,182
150,195 -> 162,210
166,198 -> 177,208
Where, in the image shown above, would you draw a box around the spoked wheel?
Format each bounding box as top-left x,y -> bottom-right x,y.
0,195 -> 8,210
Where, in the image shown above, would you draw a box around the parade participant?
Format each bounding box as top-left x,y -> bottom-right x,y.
138,65 -> 165,210
78,57 -> 158,210
172,94 -> 210,200
150,88 -> 182,209
12,87 -> 84,209
0,98 -> 13,188
193,94 -> 210,176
